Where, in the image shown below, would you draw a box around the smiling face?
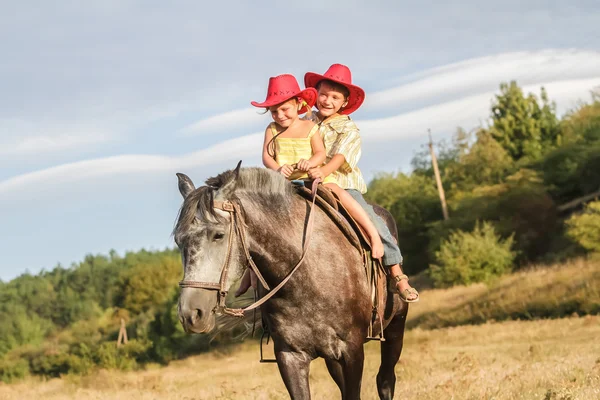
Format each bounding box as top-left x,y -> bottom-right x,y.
268,98 -> 300,128
315,80 -> 349,118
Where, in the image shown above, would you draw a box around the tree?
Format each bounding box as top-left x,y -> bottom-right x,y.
489,81 -> 560,162
566,201 -> 600,253
366,172 -> 441,273
444,129 -> 515,192
117,255 -> 181,314
559,92 -> 600,144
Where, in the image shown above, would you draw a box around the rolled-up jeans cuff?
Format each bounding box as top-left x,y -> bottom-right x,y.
382,253 -> 403,266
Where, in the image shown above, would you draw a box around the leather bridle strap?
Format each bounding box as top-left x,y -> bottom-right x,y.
234,178 -> 321,314
179,179 -> 321,317
222,200 -> 271,291
178,198 -> 270,294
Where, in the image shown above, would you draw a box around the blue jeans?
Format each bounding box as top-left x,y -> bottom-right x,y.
346,189 -> 403,266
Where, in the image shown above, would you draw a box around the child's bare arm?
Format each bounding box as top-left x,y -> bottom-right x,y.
297,130 -> 326,171
308,154 -> 345,180
262,126 -> 293,177
309,123 -> 360,180
262,126 -> 280,171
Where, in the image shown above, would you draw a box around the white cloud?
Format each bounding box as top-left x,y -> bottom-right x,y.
1,133 -> 111,156
181,108 -> 262,136
363,77 -> 600,143
0,119 -> 115,156
2,2 -> 598,164
0,133 -> 263,197
364,49 -> 600,113
2,50 -> 599,199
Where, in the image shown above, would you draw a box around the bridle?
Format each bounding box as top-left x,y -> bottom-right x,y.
178,179 -> 321,317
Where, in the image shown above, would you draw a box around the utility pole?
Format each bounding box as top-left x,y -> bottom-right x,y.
117,318 -> 128,347
428,129 -> 449,220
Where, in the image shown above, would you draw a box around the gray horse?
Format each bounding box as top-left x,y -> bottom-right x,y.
174,163 -> 409,400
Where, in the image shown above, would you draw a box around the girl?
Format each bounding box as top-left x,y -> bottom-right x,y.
235,74 -> 384,297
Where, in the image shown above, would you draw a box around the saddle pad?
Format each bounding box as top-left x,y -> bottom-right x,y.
293,184 -> 374,253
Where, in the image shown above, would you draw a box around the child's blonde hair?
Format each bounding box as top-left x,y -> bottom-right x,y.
259,97 -> 312,116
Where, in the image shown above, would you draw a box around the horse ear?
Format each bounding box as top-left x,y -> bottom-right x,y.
233,160 -> 242,178
176,173 -> 195,198
216,160 -> 242,199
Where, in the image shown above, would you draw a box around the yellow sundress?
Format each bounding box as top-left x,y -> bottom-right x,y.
270,122 -> 337,184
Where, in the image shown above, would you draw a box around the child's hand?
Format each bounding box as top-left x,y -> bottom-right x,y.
296,159 -> 312,171
372,239 -> 384,260
308,167 -> 324,180
278,164 -> 294,177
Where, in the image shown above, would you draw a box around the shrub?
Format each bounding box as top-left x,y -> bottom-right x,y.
28,351 -> 77,378
430,222 -> 516,287
566,201 -> 600,253
0,358 -> 30,383
93,339 -> 152,371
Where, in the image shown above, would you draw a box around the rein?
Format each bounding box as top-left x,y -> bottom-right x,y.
178,178 -> 321,317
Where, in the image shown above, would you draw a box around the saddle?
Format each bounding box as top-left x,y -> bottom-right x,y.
294,182 -> 388,341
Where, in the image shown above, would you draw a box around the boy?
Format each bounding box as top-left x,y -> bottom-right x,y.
305,64 -> 418,302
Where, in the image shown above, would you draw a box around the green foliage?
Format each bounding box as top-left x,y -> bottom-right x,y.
536,143 -> 600,204
0,248 -> 189,382
16,338 -> 152,381
444,130 -> 515,191
430,222 -> 515,287
0,358 -> 30,383
92,339 -> 152,370
117,256 -> 181,314
489,81 -> 561,162
0,305 -> 54,355
566,201 -> 600,253
29,350 -> 84,378
559,95 -> 600,144
366,172 -> 441,273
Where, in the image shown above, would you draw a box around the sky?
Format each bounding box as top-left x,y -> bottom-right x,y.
1,1 -> 600,281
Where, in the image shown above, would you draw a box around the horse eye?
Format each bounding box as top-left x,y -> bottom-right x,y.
213,232 -> 225,241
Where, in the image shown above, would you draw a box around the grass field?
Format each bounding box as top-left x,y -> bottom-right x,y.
1,316 -> 598,400
408,257 -> 600,329
1,259 -> 599,399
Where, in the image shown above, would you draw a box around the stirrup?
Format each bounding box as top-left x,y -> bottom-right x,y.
259,330 -> 277,363
366,306 -> 385,342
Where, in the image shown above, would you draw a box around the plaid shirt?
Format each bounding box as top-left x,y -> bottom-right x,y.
308,113 -> 367,193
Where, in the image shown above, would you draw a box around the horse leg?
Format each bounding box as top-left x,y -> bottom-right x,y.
275,347 -> 312,400
340,344 -> 366,400
325,358 -> 345,397
376,306 -> 408,400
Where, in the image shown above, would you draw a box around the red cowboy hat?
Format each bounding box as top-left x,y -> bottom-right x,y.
251,74 -> 317,114
304,64 -> 365,115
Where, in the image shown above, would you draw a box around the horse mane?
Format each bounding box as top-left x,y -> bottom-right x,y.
173,167 -> 294,237
210,167 -> 294,198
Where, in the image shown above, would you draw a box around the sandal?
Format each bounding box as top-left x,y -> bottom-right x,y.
389,274 -> 420,303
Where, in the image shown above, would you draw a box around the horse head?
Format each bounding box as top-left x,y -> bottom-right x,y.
173,162 -> 246,334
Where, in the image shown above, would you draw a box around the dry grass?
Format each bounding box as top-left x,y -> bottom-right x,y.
1,316 -> 599,400
2,258 -> 598,399
409,257 -> 600,329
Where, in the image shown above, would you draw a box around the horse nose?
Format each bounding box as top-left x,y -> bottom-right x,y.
184,308 -> 202,326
